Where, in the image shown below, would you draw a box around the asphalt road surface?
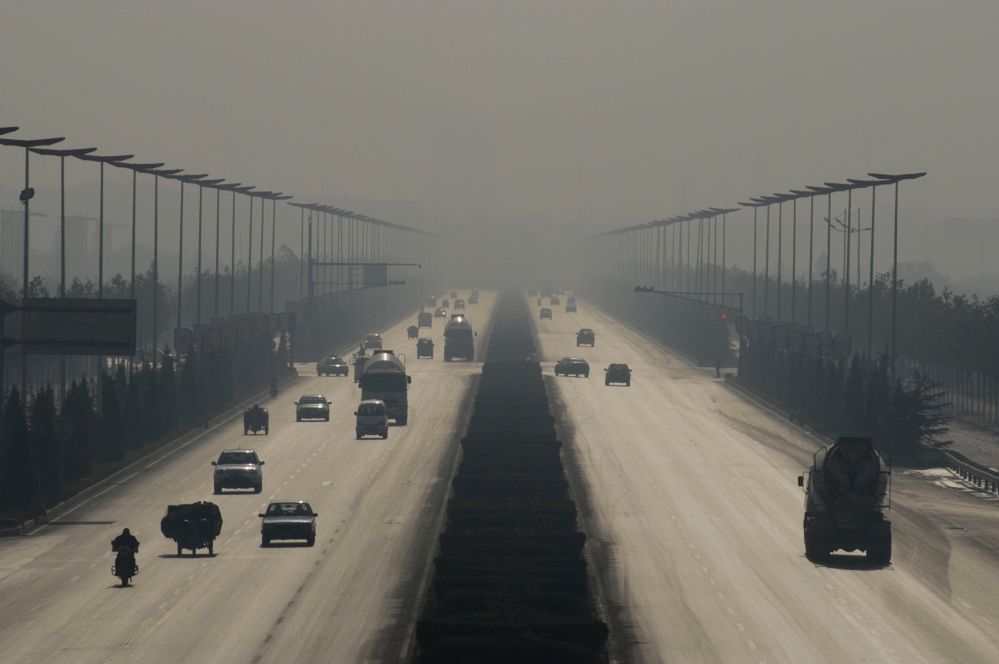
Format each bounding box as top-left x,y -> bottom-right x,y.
533,295 -> 999,664
0,291 -> 495,664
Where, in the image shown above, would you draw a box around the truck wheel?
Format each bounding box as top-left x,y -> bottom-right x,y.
254,484 -> 262,494
804,531 -> 828,562
214,484 -> 222,495
264,425 -> 269,434
306,535 -> 315,547
261,536 -> 270,547
868,530 -> 892,565
382,431 -> 388,439
356,431 -> 362,440
243,427 -> 249,435
625,379 -> 631,386
397,416 -> 408,426
208,540 -> 214,556
176,542 -> 182,556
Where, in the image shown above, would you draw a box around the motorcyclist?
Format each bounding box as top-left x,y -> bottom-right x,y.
112,527 -> 140,553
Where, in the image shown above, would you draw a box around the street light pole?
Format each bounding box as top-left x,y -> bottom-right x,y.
78,153 -> 134,299
194,179 -> 224,327
869,171 -> 927,379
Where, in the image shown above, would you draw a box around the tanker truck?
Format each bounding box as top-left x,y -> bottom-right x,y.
358,350 -> 411,425
443,314 -> 475,362
798,436 -> 891,564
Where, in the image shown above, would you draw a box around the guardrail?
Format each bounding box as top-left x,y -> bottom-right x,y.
939,449 -> 999,495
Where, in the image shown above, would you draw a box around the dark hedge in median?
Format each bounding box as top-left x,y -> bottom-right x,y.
415,292 -> 608,663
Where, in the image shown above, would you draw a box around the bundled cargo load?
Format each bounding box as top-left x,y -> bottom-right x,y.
160,501 -> 223,556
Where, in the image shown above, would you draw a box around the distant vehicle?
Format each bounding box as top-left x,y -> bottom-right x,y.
355,399 -> 389,439
567,295 -> 577,306
540,307 -> 553,320
407,324 -> 419,339
565,301 -> 577,313
212,449 -> 264,494
317,354 -> 349,377
555,357 -> 590,377
434,307 -> 448,318
362,333 -> 383,351
605,363 -> 632,386
259,501 -> 317,547
576,328 -> 595,347
359,350 -> 411,425
426,295 -> 437,308
454,298 -> 466,310
243,405 -> 269,435
417,337 -> 435,359
549,295 -> 560,305
161,501 -> 222,556
418,311 -> 433,328
444,314 -> 474,361
799,436 -> 892,564
450,290 -> 458,299
469,289 -> 479,304
295,394 -> 330,421
441,298 -> 450,308
353,352 -> 369,382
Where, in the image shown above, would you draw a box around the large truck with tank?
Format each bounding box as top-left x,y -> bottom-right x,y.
358,350 -> 412,425
443,314 -> 475,362
798,436 -> 891,564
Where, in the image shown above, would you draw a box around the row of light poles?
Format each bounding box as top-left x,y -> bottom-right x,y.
1,126 -> 433,393
584,171 -> 925,372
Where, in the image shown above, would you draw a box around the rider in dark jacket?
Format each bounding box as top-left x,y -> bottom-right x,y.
112,528 -> 140,552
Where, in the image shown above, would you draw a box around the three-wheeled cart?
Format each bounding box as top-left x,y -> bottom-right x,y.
161,502 -> 223,556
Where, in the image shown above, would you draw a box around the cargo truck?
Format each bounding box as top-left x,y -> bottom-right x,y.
358,350 -> 411,425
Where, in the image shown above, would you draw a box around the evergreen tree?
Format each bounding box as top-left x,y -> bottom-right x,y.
30,387 -> 61,507
62,379 -> 95,481
159,347 -> 178,433
120,366 -> 142,450
99,373 -> 125,462
141,362 -> 161,442
1,389 -> 37,511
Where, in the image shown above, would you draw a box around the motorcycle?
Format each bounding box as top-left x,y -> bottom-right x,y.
112,544 -> 138,587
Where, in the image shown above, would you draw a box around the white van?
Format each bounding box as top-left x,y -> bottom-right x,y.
355,399 -> 389,439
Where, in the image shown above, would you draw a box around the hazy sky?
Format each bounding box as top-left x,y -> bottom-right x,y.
2,1 -> 998,270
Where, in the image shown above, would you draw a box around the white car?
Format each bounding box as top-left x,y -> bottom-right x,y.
355,399 -> 389,439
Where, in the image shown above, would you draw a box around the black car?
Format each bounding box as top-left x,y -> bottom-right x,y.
555,357 -> 590,377
407,324 -> 419,339
418,311 -> 433,327
454,298 -> 465,310
362,333 -> 383,351
576,328 -> 595,346
317,354 -> 349,377
296,395 -> 330,421
540,307 -> 553,320
435,307 -> 448,318
605,363 -> 632,386
417,337 -> 435,359
565,302 -> 578,313
259,501 -> 317,546
426,295 -> 437,308
213,449 -> 264,494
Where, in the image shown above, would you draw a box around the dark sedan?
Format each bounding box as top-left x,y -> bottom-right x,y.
317,354 -> 349,377
260,501 -> 317,546
555,356 -> 590,378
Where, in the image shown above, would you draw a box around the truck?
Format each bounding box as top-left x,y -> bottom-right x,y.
358,350 -> 412,425
443,314 -> 474,362
798,436 -> 891,564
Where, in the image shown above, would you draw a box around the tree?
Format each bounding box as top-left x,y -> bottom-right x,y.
121,366 -> 143,451
30,387 -> 61,507
62,378 -> 95,481
1,389 -> 38,512
159,347 -> 178,433
141,362 -> 161,442
99,373 -> 125,462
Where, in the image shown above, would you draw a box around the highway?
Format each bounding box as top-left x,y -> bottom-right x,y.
0,291 -> 495,664
533,295 -> 999,664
